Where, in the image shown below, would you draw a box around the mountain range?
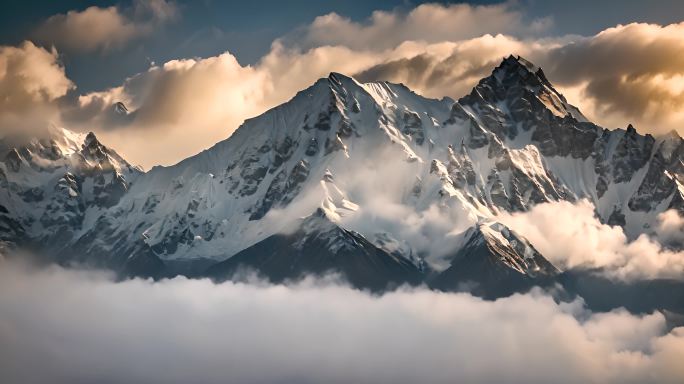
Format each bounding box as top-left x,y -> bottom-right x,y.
2,55 -> 683,310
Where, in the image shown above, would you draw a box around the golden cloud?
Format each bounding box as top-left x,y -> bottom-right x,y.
0,41 -> 73,134
33,0 -> 177,53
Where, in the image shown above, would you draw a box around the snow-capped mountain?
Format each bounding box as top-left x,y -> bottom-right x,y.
0,127 -> 141,256
2,55 -> 683,291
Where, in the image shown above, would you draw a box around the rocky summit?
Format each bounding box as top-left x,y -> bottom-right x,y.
1,56 -> 683,301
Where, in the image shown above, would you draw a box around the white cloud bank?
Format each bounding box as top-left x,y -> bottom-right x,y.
498,200 -> 684,281
0,260 -> 682,384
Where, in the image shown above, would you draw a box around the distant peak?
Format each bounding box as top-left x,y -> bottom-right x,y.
85,131 -> 98,145
114,101 -> 129,115
666,129 -> 682,140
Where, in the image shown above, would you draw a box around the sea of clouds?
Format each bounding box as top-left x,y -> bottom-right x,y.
0,258 -> 683,384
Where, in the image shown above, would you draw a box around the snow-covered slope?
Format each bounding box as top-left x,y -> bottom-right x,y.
3,55 -> 683,287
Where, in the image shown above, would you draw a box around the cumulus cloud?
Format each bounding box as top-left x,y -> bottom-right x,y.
0,260 -> 683,384
497,200 -> 684,281
0,41 -> 72,134
0,41 -> 72,112
542,22 -> 684,133
655,209 -> 684,249
65,51 -> 276,167
33,0 -> 177,53
286,2 -> 552,51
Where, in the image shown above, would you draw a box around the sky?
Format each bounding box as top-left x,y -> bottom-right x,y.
2,0 -> 684,168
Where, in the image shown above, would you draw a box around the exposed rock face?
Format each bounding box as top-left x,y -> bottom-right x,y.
4,149 -> 22,172
628,132 -> 684,213
249,159 -> 311,220
402,110 -> 425,145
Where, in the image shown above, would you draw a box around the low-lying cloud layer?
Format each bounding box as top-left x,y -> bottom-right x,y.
498,200 -> 684,281
0,260 -> 683,384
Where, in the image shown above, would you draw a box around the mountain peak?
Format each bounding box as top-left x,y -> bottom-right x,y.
114,101 -> 129,115
492,55 -> 552,90
467,221 -> 559,277
665,129 -> 682,140
85,131 -> 98,146
327,71 -> 351,83
501,54 -> 538,72
459,54 -> 588,124
326,72 -> 365,93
